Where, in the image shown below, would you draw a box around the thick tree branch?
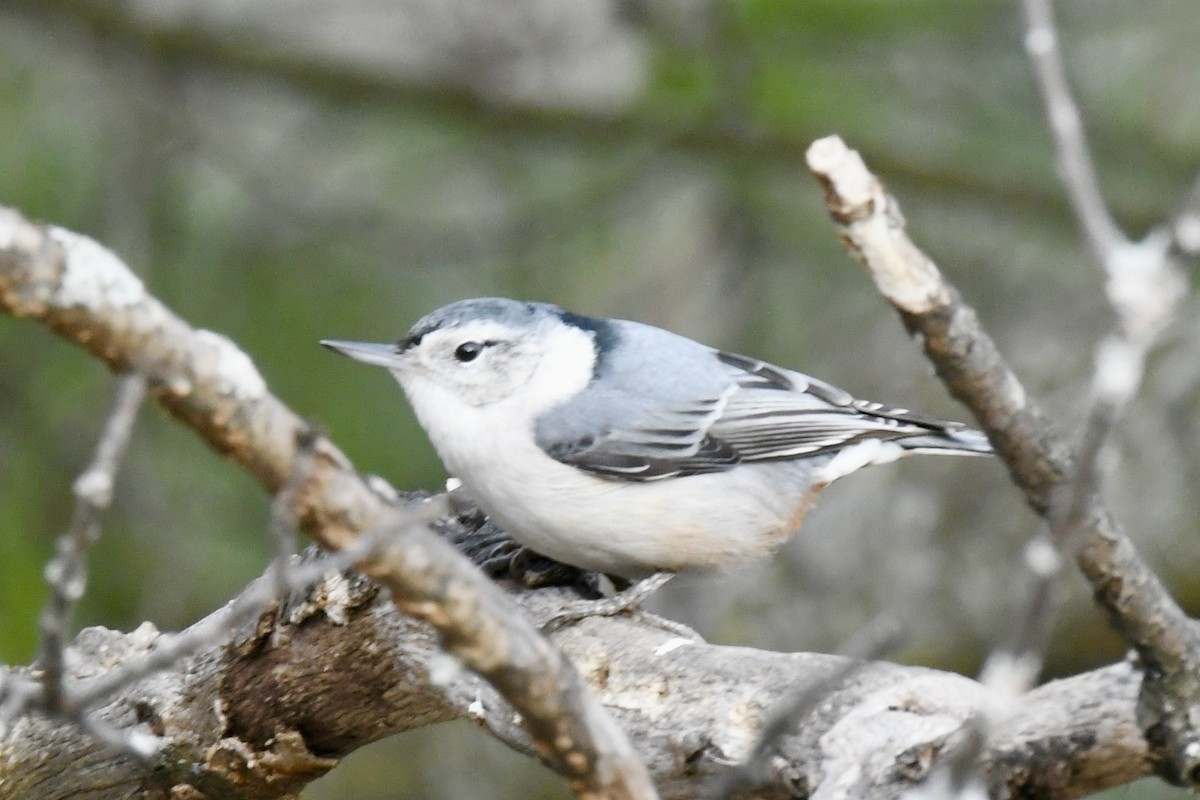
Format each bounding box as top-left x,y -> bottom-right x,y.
806,134 -> 1200,785
0,546 -> 1155,799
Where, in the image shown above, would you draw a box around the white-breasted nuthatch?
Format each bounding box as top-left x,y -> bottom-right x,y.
322,298 -> 990,581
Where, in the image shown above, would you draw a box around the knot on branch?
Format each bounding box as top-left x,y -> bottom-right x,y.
1138,636 -> 1200,787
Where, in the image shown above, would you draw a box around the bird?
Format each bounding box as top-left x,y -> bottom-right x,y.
321,297 -> 991,588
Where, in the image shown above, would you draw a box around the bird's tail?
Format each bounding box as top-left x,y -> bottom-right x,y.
816,425 -> 991,485
897,425 -> 992,457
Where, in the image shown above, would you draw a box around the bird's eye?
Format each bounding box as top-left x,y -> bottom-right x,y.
454,341 -> 484,363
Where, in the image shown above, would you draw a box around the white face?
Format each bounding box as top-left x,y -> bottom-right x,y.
393,319 -> 545,407
371,310 -> 599,489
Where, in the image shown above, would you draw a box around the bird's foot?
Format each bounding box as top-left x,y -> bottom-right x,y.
542,572 -> 700,640
435,492 -> 697,637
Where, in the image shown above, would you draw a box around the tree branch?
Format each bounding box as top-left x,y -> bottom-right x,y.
0,545 -> 1155,799
1020,0 -> 1124,263
806,134 -> 1200,785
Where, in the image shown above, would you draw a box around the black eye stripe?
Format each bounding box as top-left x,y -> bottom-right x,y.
396,331 -> 424,353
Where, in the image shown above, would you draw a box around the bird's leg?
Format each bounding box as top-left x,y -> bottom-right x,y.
542,571 -> 700,640
437,493 -> 697,636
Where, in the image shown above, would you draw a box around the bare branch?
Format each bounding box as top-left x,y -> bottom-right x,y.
806,134 -> 1200,785
918,534 -> 1066,800
1020,0 -> 1125,262
982,535 -> 1063,691
365,513 -> 657,799
0,552 -> 1157,799
1018,4 -> 1200,784
35,373 -> 146,713
1021,1 -> 1185,559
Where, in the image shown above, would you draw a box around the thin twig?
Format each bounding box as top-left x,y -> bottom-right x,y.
268,432 -> 319,611
915,535 -> 1065,800
984,534 -> 1063,688
1020,0 -> 1188,671
1019,0 -> 1189,655
1168,170 -> 1200,259
1022,3 -> 1183,533
35,374 -> 146,713
0,672 -> 40,739
1020,0 -> 1124,263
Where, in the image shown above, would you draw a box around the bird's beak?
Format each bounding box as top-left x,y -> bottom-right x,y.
320,339 -> 404,368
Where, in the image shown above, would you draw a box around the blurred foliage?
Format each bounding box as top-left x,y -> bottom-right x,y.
1,1 -> 1199,797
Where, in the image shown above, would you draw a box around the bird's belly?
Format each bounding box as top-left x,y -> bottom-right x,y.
456,449 -> 822,578
419,397 -> 828,578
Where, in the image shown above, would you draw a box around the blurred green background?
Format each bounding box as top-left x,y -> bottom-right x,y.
2,1 -> 1198,797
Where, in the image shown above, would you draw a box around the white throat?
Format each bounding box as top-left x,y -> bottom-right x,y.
391,320 -> 597,479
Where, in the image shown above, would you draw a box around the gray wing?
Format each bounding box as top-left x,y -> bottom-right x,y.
534,320 -> 989,482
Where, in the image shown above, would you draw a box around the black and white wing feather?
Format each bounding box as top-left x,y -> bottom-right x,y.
533,320 -> 990,481
706,352 -> 988,460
